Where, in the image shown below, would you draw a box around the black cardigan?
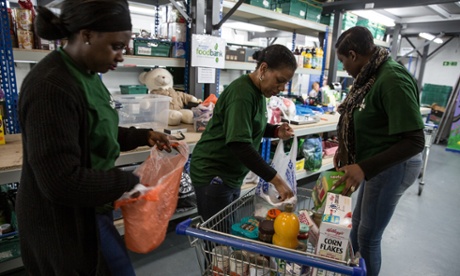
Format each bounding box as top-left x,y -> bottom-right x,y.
17,51 -> 150,275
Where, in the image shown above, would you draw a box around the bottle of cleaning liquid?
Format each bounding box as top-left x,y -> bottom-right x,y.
303,48 -> 312,69
272,203 -> 299,249
316,47 -> 323,70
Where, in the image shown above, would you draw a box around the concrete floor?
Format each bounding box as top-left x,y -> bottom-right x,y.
131,143 -> 460,276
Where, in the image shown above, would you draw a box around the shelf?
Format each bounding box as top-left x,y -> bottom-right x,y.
12,49 -> 186,68
374,39 -> 390,48
222,1 -> 328,37
296,157 -> 334,179
224,60 -> 323,75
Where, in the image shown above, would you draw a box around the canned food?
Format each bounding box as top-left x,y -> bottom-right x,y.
249,255 -> 270,276
212,246 -> 232,276
229,250 -> 249,276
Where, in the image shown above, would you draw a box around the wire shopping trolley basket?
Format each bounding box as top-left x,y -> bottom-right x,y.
176,187 -> 366,276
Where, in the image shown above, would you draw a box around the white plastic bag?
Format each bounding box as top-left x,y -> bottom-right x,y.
254,136 -> 298,219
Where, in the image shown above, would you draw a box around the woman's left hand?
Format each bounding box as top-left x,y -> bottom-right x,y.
147,130 -> 172,152
277,122 -> 294,140
336,164 -> 365,196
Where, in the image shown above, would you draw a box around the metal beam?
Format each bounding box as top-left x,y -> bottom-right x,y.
327,11 -> 342,86
417,44 -> 430,91
397,33 -> 443,61
427,4 -> 452,18
322,0 -> 457,13
427,36 -> 454,59
404,37 -> 423,57
390,23 -> 402,60
400,19 -> 460,35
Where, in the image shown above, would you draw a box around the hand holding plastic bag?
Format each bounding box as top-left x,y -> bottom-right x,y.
114,141 -> 189,253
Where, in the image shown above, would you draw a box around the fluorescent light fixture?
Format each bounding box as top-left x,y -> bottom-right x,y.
418,32 -> 443,44
351,10 -> 395,27
223,22 -> 266,33
129,5 -> 156,16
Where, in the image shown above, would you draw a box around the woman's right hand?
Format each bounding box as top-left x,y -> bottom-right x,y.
270,173 -> 294,201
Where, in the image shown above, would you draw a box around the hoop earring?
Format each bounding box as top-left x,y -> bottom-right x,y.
258,75 -> 264,81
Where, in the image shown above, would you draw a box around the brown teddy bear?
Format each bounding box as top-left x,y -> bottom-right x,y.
139,68 -> 200,125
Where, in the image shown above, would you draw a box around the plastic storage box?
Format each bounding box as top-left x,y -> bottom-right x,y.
114,94 -> 170,130
120,85 -> 148,95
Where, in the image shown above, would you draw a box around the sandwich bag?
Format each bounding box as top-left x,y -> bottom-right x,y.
254,136 -> 298,219
114,141 -> 189,253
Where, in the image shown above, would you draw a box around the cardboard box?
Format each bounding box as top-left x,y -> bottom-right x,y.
312,171 -> 345,211
313,193 -> 352,275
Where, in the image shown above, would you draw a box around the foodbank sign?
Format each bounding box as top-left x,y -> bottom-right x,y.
191,34 -> 226,69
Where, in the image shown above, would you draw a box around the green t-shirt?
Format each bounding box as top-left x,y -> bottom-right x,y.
59,49 -> 120,170
354,57 -> 424,163
190,74 -> 267,189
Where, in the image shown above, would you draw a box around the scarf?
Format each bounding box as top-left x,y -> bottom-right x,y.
336,47 -> 389,167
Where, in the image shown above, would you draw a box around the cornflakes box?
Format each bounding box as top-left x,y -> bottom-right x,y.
312,193 -> 353,276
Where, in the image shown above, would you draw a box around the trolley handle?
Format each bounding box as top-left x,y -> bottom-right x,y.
176,219 -> 366,276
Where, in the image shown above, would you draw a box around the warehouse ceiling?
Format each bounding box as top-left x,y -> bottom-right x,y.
322,0 -> 460,36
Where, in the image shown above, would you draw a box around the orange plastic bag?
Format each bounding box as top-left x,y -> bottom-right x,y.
114,141 -> 189,253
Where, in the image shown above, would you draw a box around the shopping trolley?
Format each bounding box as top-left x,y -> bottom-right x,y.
176,187 -> 366,276
418,123 -> 439,196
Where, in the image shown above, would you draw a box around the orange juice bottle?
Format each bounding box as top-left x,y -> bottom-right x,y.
272,203 -> 299,249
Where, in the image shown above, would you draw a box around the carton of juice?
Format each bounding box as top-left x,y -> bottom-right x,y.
312,193 -> 352,275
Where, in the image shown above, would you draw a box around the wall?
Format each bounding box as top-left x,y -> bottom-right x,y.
398,36 -> 460,88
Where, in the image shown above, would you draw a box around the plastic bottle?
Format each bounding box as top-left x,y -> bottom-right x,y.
311,48 -> 317,69
272,204 -> 299,249
316,47 -> 324,70
303,48 -> 312,69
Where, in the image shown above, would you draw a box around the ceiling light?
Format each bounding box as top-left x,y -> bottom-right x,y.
418,32 -> 443,44
129,4 -> 156,16
351,10 -> 395,27
223,22 -> 266,33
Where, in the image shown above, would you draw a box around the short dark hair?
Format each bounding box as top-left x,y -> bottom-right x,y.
335,26 -> 376,57
35,0 -> 132,40
252,44 -> 297,71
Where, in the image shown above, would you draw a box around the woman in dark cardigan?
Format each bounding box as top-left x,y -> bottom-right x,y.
17,1 -> 170,275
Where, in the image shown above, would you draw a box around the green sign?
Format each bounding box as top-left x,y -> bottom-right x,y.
443,61 -> 458,66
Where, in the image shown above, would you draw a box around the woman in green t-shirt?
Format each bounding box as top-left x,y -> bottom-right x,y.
332,26 -> 425,276
190,44 -> 297,221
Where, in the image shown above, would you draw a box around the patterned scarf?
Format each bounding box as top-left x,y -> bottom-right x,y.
336,47 -> 389,166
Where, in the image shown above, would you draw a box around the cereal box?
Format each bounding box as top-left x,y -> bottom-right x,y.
312,193 -> 352,275
312,171 -> 345,211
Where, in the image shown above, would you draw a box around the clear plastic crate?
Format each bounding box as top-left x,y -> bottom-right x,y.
114,94 -> 170,130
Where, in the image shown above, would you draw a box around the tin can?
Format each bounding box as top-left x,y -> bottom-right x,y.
212,246 -> 232,276
249,255 -> 270,276
229,250 -> 249,276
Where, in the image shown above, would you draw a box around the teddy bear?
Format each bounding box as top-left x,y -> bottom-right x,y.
139,68 -> 201,126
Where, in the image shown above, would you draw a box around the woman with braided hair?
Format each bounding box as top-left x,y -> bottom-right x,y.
332,26 -> 425,276
17,0 -> 171,275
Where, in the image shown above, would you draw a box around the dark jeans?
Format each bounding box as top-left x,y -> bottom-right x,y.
96,212 -> 136,276
194,181 -> 241,222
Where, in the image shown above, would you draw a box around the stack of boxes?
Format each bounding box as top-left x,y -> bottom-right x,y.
244,0 -> 323,22
12,8 -> 34,50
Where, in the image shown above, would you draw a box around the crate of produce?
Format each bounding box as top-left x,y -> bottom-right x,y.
421,83 -> 453,108
374,23 -> 387,41
119,85 -> 148,95
356,18 -> 378,38
305,0 -> 322,22
133,38 -> 171,57
278,0 -> 307,19
114,94 -> 170,130
245,0 -> 274,9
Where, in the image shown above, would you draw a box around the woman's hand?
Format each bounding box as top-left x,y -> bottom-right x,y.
270,173 -> 294,201
334,164 -> 365,196
277,123 -> 294,140
147,130 -> 171,152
